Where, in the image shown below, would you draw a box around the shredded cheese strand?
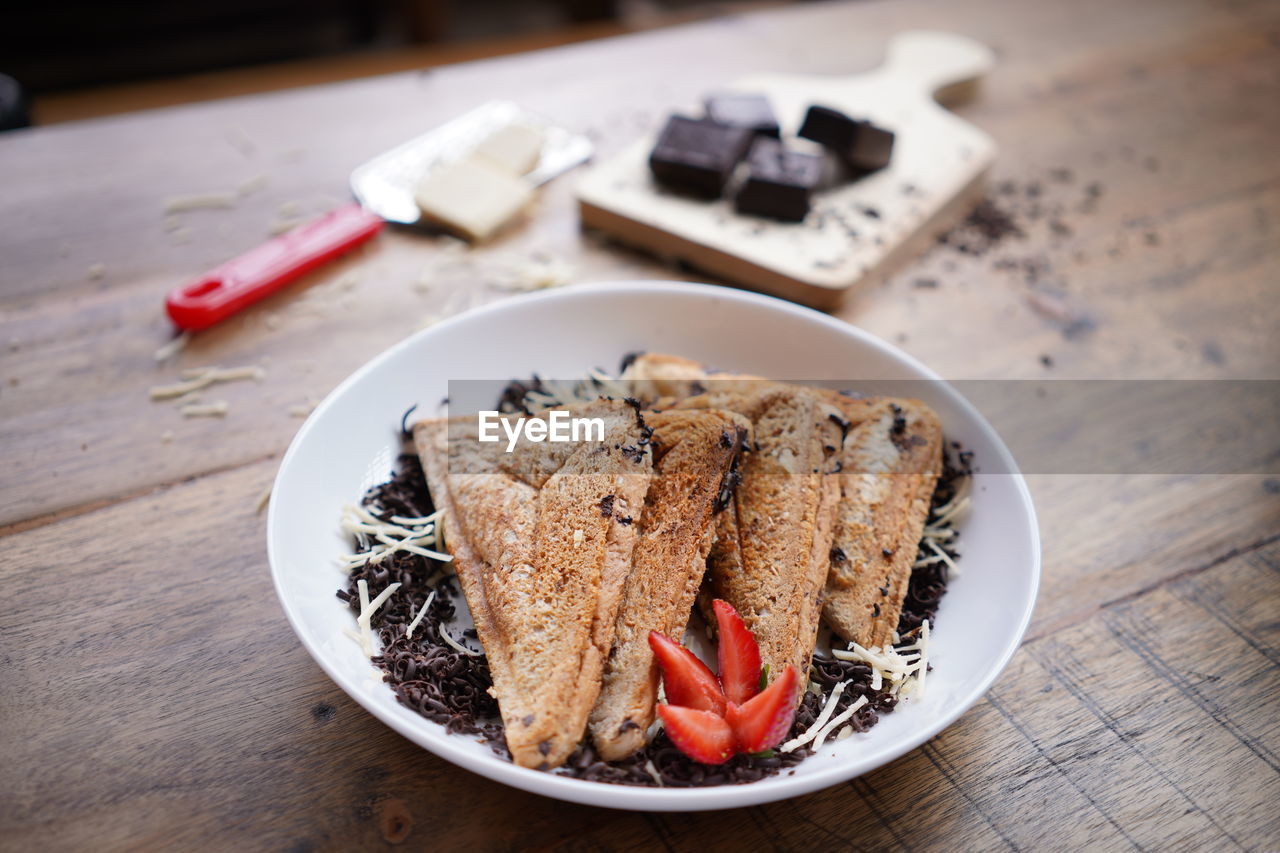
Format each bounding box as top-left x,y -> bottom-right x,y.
780,679 -> 850,753
923,537 -> 960,577
359,582 -> 402,623
153,332 -> 191,363
339,504 -> 452,569
405,590 -> 436,639
180,401 -> 229,418
440,625 -> 483,657
354,580 -> 373,657
915,620 -> 930,697
812,696 -> 869,751
150,365 -> 264,400
352,581 -> 401,659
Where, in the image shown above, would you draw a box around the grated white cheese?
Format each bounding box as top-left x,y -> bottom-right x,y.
440,625 -> 483,657
225,126 -> 257,157
360,582 -> 402,623
915,620 -> 930,697
780,679 -> 850,753
164,192 -> 236,213
269,218 -> 300,237
354,579 -> 373,657
573,529 -> 585,547
923,538 -> 960,577
811,695 -> 869,751
644,760 -> 665,787
405,590 -> 436,639
87,263 -> 106,280
238,174 -> 269,196
389,511 -> 443,525
180,401 -> 229,418
930,478 -> 971,525
150,365 -> 265,400
489,254 -> 574,293
339,504 -> 451,569
830,620 -> 932,702
255,483 -> 272,514
153,332 -> 191,363
160,430 -> 175,444
352,580 -> 401,659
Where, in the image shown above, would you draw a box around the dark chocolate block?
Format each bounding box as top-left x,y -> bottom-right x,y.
703,92 -> 780,138
797,105 -> 895,173
649,115 -> 754,199
734,136 -> 824,222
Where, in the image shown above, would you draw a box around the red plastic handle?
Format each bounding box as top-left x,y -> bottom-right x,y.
165,202 -> 385,331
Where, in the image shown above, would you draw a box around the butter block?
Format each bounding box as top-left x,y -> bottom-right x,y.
472,123 -> 544,176
414,156 -> 534,241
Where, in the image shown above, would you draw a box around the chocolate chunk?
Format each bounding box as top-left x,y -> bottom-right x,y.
649,115 -> 753,199
734,137 -> 823,222
798,105 -> 895,173
703,92 -> 780,138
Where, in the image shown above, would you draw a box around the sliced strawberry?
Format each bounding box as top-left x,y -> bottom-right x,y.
712,599 -> 762,705
648,631 -> 726,715
657,704 -> 736,764
724,665 -> 798,753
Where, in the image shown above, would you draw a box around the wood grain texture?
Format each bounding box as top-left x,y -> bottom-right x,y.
1,0 -> 1278,848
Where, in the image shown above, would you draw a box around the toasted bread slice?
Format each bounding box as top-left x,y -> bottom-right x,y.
670,384 -> 844,704
822,395 -> 942,648
588,409 -> 750,760
413,400 -> 653,769
624,351 -> 945,653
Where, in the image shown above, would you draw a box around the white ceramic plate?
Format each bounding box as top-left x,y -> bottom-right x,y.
267,281 -> 1039,811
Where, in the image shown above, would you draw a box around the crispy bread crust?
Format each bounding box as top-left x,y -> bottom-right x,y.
588,409 -> 749,760
414,400 -> 652,769
625,352 -> 945,655
821,394 -> 942,647
674,385 -> 843,704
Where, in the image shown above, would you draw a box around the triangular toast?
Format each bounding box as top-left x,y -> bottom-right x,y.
623,352 -> 944,654
588,408 -> 750,760
414,400 -> 653,769
675,385 -> 843,703
822,395 -> 942,648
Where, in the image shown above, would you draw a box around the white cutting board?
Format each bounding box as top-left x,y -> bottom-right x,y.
576,31 -> 996,310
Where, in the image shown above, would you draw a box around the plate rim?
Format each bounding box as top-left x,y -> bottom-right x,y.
266,280 -> 1041,811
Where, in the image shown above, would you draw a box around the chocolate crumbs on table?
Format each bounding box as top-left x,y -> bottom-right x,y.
340,429 -> 970,787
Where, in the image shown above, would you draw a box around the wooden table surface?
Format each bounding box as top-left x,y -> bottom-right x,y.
2,0 -> 1278,849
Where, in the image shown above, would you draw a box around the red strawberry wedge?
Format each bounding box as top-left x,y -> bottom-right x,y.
725,665 -> 798,753
712,599 -> 762,705
649,631 -> 727,715
657,705 -> 736,765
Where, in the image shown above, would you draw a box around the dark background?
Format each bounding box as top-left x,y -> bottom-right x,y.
3,0 -> 795,93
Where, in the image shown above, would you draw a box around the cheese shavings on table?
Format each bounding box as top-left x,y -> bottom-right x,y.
148,365 -> 265,400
